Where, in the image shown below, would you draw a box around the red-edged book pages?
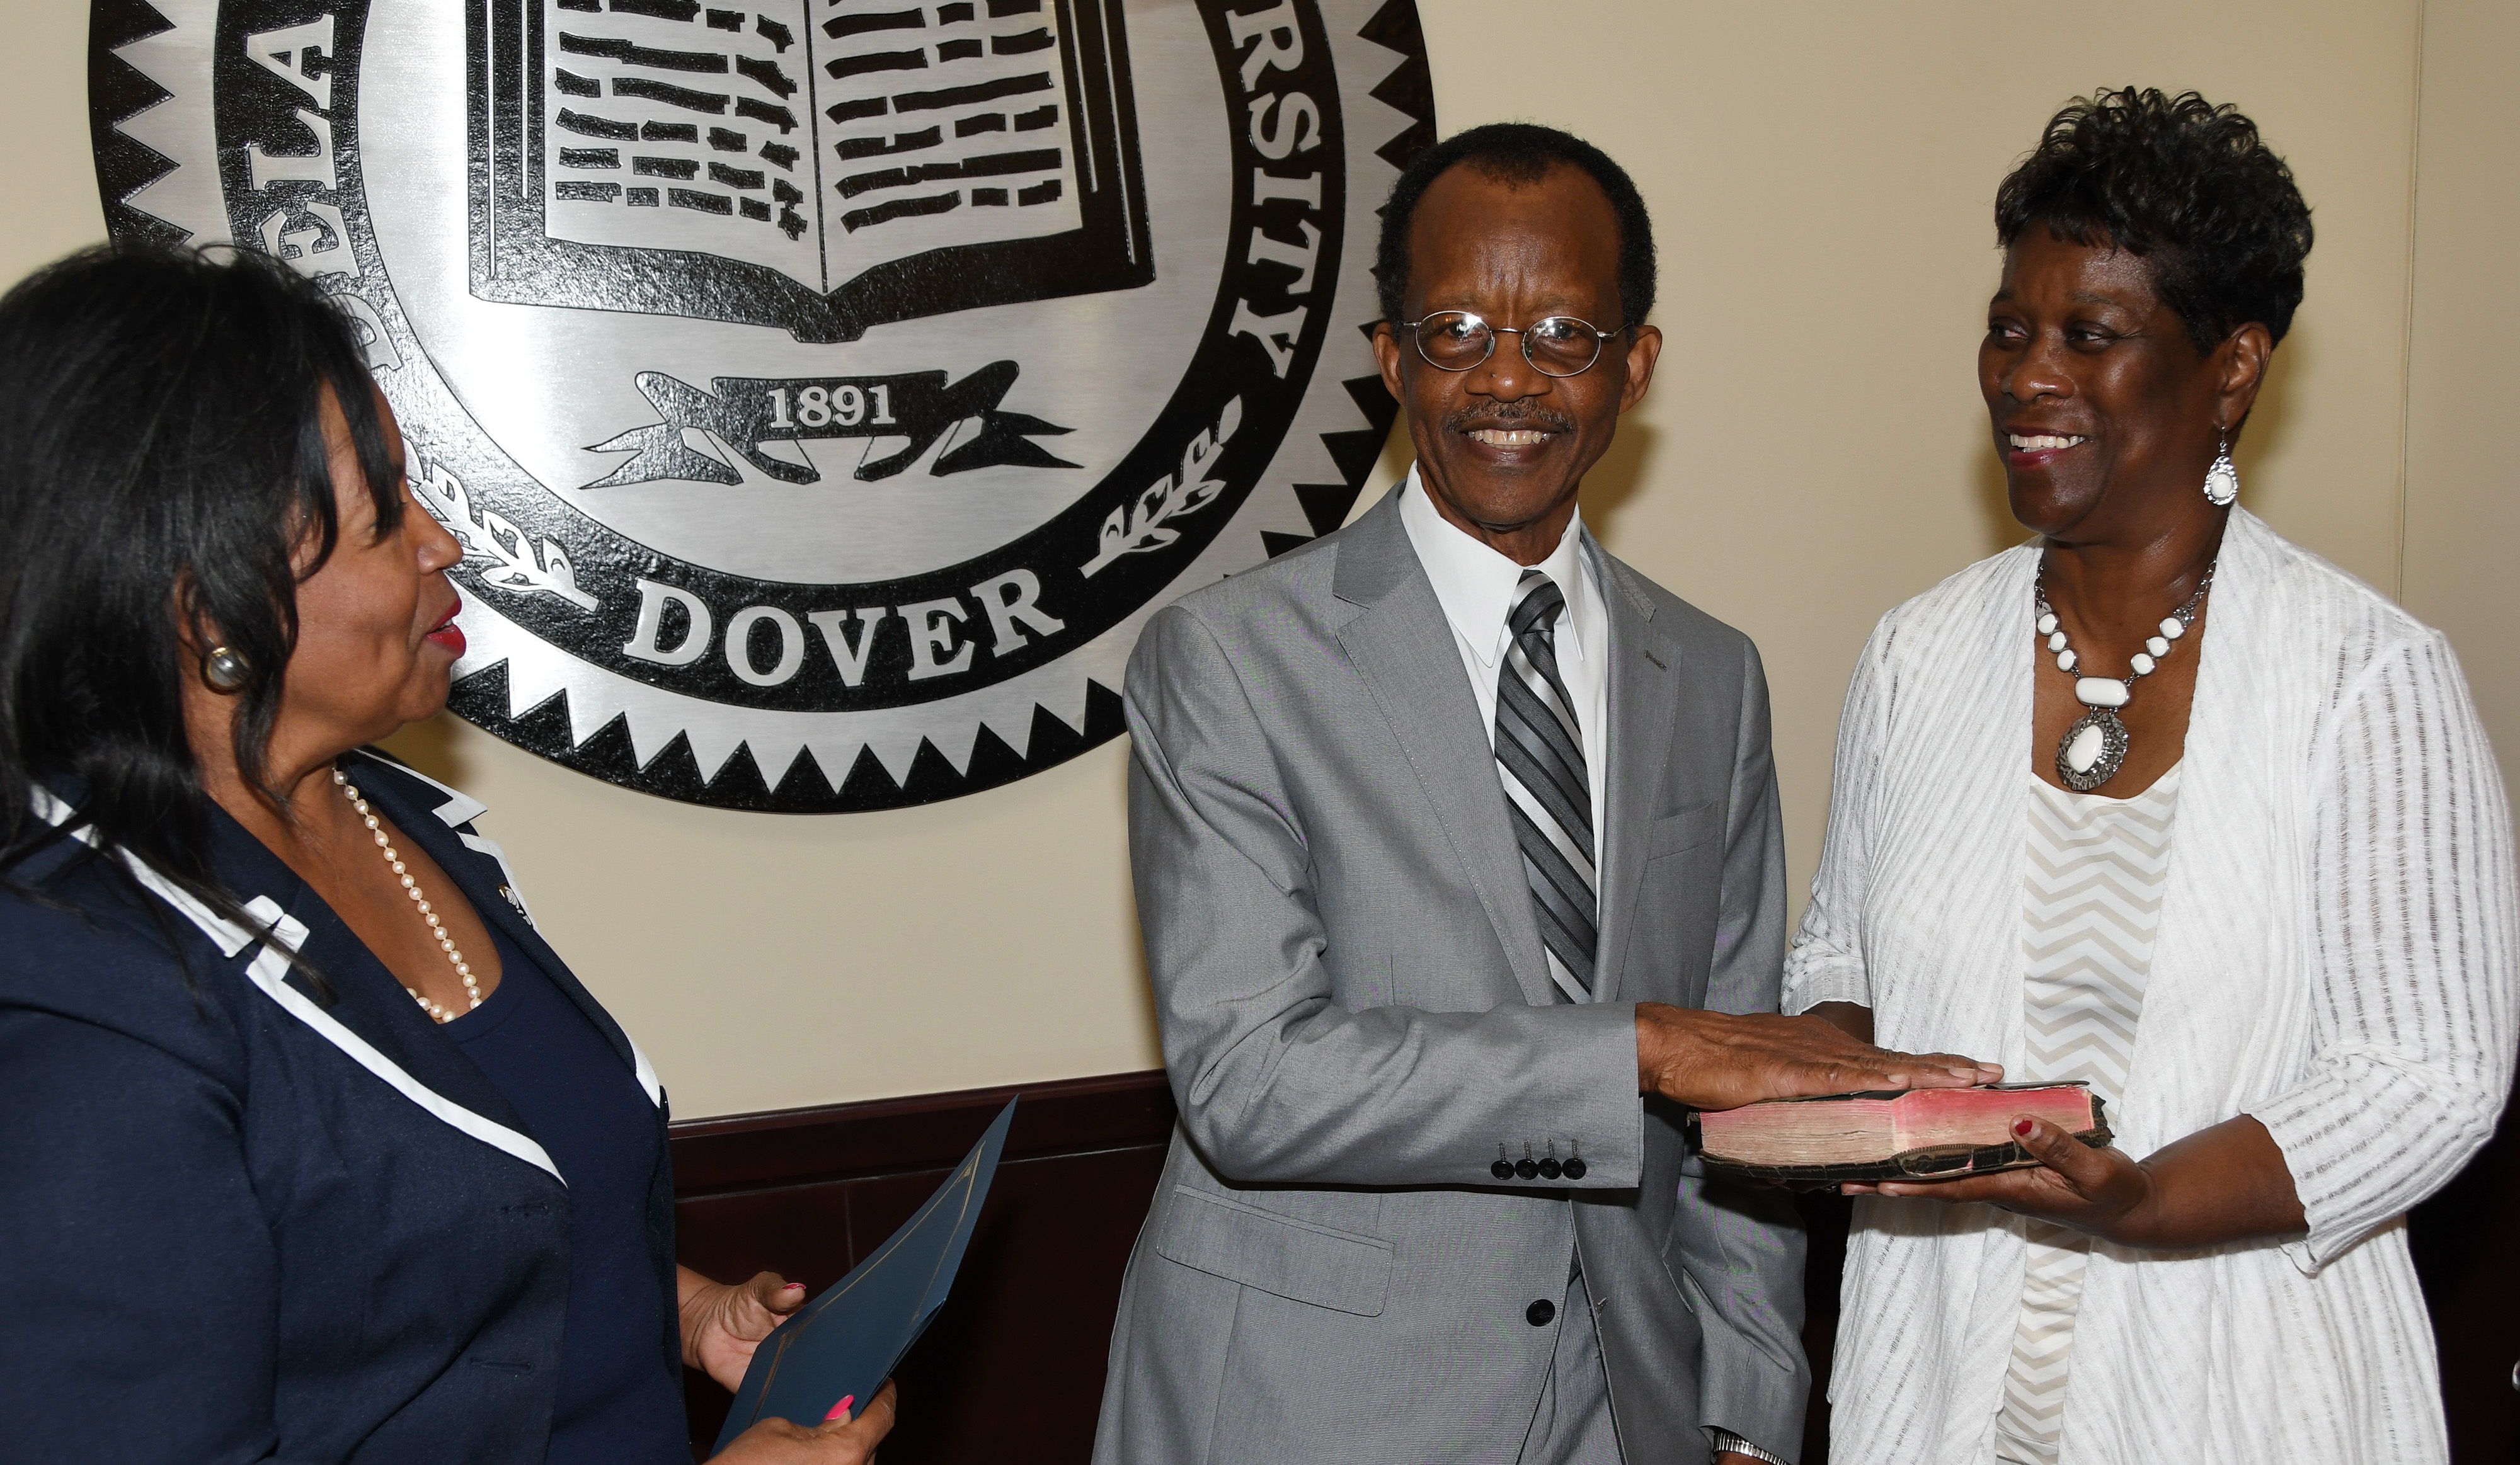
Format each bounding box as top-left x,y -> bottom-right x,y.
1692,1083 -> 2113,1182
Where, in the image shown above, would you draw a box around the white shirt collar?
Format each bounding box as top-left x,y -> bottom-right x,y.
1397,463 -> 1593,670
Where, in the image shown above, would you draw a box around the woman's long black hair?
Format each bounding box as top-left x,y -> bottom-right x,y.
0,243 -> 400,929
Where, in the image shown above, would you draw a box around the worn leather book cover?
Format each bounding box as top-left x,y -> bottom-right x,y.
1692,1082 -> 2112,1183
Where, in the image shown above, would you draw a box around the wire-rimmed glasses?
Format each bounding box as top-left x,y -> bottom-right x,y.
1398,311 -> 1627,377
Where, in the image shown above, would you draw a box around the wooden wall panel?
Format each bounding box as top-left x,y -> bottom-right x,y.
672,1073 -> 1175,1461
672,1071 -> 2509,1463
2408,1086 -> 2519,1463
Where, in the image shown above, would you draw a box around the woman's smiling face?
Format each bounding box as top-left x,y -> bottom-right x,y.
1979,229 -> 2238,546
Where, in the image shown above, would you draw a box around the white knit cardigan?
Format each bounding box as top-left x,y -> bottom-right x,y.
1782,508 -> 2518,1465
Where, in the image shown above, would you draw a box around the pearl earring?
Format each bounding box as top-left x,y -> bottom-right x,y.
2202,433 -> 2239,506
200,645 -> 251,693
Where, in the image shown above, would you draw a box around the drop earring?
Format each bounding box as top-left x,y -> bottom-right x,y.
200,645 -> 251,693
2202,431 -> 2239,506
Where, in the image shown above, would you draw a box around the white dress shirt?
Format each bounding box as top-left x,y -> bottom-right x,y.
1403,470 -> 1782,1464
1397,464 -> 1610,859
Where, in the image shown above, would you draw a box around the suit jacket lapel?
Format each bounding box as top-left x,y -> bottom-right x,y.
353,755 -> 656,1100
204,812 -> 553,1160
1332,491 -> 1557,1008
1589,544 -> 1679,1006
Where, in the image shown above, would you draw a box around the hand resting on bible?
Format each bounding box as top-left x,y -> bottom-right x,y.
1634,1003 -> 2003,1112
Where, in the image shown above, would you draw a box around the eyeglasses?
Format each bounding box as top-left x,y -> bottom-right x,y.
1398,311 -> 1628,378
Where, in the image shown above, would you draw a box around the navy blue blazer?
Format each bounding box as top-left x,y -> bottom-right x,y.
0,751 -> 676,1463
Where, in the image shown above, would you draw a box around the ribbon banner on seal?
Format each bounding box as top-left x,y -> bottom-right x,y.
580,360 -> 1077,488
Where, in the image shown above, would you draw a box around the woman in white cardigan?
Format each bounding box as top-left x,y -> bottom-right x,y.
1784,89 -> 2517,1465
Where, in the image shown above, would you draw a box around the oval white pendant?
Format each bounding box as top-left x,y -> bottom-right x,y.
2065,721 -> 2108,773
2056,707 -> 2130,792
2075,676 -> 2131,708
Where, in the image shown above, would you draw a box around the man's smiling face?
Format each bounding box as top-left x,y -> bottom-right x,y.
1372,161 -> 1662,565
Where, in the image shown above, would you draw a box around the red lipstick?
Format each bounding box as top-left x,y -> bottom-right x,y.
426,593 -> 466,657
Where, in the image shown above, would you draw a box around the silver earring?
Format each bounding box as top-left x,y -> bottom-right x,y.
200,645 -> 251,693
2202,433 -> 2239,506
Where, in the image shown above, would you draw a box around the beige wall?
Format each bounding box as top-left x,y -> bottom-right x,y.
2402,0 -> 2520,800
8,3 -> 2506,1118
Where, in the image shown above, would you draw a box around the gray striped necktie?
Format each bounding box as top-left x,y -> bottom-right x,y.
1496,569 -> 1597,1002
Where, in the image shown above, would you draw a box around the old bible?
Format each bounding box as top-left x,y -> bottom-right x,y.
1693,1082 -> 2113,1183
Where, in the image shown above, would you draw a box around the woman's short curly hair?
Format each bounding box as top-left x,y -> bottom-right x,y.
1996,88 -> 2313,352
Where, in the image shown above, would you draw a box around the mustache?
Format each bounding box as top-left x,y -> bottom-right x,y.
1442,402 -> 1576,435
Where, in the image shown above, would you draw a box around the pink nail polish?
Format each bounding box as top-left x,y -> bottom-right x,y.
824,1395 -> 854,1422
2014,1119 -> 2034,1137
782,1282 -> 805,1291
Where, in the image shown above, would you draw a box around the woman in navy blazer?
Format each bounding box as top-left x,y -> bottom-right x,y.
0,248 -> 895,1462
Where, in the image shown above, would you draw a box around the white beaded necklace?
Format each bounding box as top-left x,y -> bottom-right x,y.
332,766 -> 481,1022
2034,562 -> 2214,792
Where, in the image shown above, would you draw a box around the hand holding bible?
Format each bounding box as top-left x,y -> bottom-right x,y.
1634,1003 -> 2003,1112
1852,1112 -> 2308,1253
1852,1115 -> 2152,1234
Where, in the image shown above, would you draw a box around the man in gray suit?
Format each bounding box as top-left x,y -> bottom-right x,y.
1094,124 -> 1996,1465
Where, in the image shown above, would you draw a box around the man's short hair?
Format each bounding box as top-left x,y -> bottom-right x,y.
1372,121 -> 1656,331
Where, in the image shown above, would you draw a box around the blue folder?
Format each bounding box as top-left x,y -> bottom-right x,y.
711,1097 -> 1017,1451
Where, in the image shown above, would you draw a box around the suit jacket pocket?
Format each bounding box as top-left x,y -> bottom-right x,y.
1627,801 -> 1726,1006
1646,801 -> 1721,860
1150,1185 -> 1393,1318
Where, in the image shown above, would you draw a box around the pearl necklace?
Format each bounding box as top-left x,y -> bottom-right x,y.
2034,562 -> 2214,792
333,766 -> 481,1022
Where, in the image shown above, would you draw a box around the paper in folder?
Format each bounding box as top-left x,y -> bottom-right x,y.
713,1097 -> 1016,1449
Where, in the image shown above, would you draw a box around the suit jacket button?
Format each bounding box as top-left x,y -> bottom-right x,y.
1515,1158 -> 1540,1180
1537,1158 -> 1562,1180
1526,1298 -> 1556,1327
1562,1158 -> 1587,1180
1491,1160 -> 1516,1180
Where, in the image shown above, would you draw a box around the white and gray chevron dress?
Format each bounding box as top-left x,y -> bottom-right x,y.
1992,765 -> 2182,1465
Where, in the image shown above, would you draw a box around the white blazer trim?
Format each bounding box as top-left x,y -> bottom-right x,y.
33,787 -> 256,957
627,1034 -> 664,1109
31,787 -> 566,1182
374,755 -> 491,829
236,896 -> 563,1182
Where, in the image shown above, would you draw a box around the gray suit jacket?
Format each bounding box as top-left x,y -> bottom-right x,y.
1093,487 -> 1809,1465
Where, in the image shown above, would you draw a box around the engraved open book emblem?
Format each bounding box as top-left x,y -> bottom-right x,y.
469,0 -> 1153,343
89,0 -> 1434,812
